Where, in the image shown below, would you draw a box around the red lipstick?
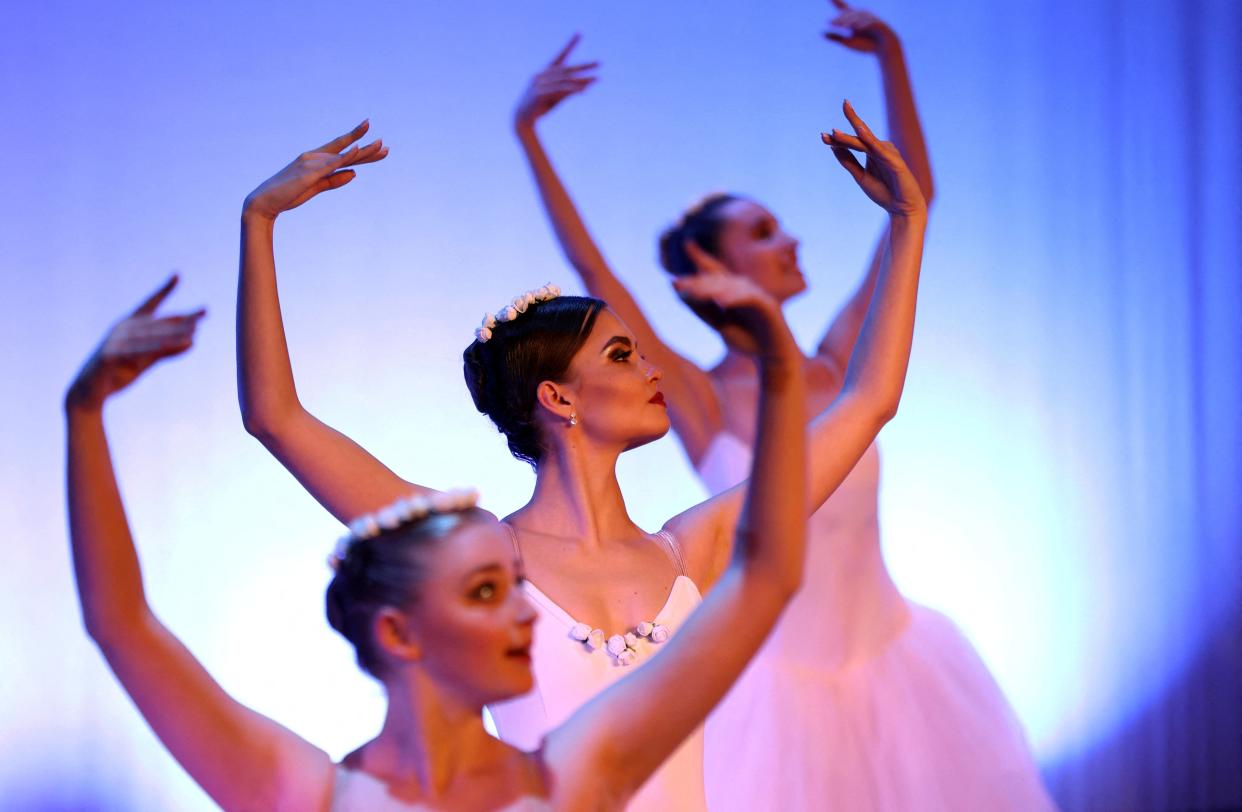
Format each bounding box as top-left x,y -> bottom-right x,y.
649,392 -> 666,407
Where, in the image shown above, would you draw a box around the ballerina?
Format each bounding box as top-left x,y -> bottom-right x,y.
237,95 -> 924,809
511,5 -> 1052,810
64,260 -> 808,809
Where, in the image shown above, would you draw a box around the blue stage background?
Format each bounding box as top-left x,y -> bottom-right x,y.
2,1 -> 1239,809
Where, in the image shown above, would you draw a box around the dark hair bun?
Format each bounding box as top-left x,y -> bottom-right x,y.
658,193 -> 739,276
462,295 -> 604,468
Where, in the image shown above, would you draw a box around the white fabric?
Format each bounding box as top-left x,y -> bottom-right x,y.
698,433 -> 1055,811
488,530 -> 708,812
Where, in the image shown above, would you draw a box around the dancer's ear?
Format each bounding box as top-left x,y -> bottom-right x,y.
535,379 -> 576,424
374,607 -> 423,665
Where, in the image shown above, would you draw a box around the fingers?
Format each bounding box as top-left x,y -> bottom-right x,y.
534,66 -> 597,92
683,240 -> 727,275
132,274 -> 179,316
314,120 -> 370,155
125,334 -> 197,359
331,144 -> 361,168
826,141 -> 867,185
670,276 -> 726,317
831,10 -> 875,29
340,139 -> 388,168
671,275 -> 709,296
136,310 -> 206,337
551,33 -> 581,65
536,75 -> 596,94
323,169 -> 357,191
841,100 -> 885,151
110,309 -> 206,358
821,129 -> 866,152
672,273 -> 766,316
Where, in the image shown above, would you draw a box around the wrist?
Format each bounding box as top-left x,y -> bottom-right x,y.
241,199 -> 278,227
757,320 -> 800,363
757,343 -> 802,387
514,119 -> 539,142
889,207 -> 928,231
873,28 -> 903,61
64,383 -> 105,416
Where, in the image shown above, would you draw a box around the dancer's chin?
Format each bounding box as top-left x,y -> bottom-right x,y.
624,423 -> 671,452
774,276 -> 808,303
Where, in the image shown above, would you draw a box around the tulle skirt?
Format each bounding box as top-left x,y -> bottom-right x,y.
704,602 -> 1055,811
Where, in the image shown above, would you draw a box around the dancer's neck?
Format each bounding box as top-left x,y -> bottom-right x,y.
514,437 -> 638,550
359,671 -> 507,798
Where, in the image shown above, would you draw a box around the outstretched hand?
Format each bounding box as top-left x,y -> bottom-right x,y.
66,275 -> 207,411
823,0 -> 897,54
673,243 -> 789,358
822,101 -> 925,218
243,121 -> 388,221
514,34 -> 599,131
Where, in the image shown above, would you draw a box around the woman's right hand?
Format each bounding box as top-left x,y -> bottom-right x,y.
242,121 -> 388,222
513,34 -> 599,132
822,100 -> 926,219
672,245 -> 795,359
66,275 -> 206,412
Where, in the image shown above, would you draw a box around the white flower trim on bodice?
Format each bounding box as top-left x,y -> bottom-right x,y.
568,619 -> 670,666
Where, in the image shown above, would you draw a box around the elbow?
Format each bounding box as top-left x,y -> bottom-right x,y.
866,379 -> 904,427
240,408 -> 275,443
874,396 -> 900,426
82,606 -> 148,653
847,387 -> 900,430
240,401 -> 297,448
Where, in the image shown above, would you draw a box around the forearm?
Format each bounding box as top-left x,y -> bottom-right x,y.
236,206 -> 427,523
237,211 -> 302,438
815,227 -> 886,366
735,330 -> 806,593
516,124 -> 690,384
841,212 -> 926,414
876,41 -> 934,202
65,404 -> 150,642
515,125 -> 643,302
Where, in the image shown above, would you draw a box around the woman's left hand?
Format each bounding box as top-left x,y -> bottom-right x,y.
66,275 -> 206,411
822,101 -> 926,219
823,0 -> 898,55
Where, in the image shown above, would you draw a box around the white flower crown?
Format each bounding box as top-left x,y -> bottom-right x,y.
474,283 -> 562,343
328,488 -> 480,571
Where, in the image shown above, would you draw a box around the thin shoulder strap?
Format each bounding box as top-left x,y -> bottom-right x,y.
502,522 -> 525,568
655,529 -> 686,576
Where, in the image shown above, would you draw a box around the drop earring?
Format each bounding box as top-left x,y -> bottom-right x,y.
568,411 -> 578,427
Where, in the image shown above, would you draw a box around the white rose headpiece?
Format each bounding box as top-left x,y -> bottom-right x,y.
328,488 -> 480,571
474,283 -> 562,343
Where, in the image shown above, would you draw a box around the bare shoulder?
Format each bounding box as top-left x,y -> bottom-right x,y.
661,487 -> 739,589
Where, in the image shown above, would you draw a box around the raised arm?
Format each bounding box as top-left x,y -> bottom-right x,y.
543,271 -> 807,806
817,1 -> 935,375
66,279 -> 332,811
513,36 -> 724,462
672,101 -> 928,588
239,123 -> 435,523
